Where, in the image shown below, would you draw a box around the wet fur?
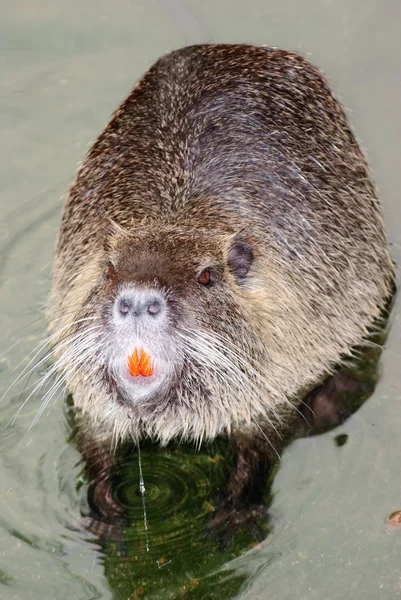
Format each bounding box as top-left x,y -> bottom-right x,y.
50,44 -> 393,464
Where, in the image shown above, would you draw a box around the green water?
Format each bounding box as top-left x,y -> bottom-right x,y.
97,443 -> 249,599
1,1 -> 401,599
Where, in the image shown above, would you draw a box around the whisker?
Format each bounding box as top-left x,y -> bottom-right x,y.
17,349 -> 100,448
187,328 -> 308,424
178,329 -> 284,439
14,324 -> 101,381
0,301 -> 100,361
254,420 -> 281,461
0,322 -> 100,405
5,329 -> 102,430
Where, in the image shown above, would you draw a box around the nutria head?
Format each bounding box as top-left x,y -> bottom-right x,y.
52,223 -> 282,445
104,227 -> 253,392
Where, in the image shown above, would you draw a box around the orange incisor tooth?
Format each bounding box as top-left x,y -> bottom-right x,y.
128,348 -> 154,377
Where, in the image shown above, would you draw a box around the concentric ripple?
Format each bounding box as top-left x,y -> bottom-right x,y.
90,442 -> 255,598
114,443 -> 231,552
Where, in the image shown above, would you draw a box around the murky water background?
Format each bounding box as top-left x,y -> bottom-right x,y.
1,1 -> 400,598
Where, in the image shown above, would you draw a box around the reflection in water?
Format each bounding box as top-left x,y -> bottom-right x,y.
77,436 -> 251,599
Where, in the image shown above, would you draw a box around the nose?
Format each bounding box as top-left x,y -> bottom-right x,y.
115,290 -> 165,319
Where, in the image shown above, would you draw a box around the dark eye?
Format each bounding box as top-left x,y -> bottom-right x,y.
106,261 -> 116,280
198,269 -> 213,287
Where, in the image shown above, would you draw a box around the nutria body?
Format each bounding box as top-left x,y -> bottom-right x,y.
50,44 -> 393,517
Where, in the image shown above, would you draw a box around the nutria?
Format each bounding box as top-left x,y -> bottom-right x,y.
49,44 -> 393,525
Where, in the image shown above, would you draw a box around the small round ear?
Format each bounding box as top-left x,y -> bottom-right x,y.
227,236 -> 254,282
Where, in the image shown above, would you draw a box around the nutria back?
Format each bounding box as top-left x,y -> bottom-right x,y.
50,44 -> 393,446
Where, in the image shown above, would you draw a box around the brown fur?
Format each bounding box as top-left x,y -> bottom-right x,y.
50,44 -> 393,480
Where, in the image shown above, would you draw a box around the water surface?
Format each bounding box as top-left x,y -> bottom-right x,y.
1,1 -> 400,598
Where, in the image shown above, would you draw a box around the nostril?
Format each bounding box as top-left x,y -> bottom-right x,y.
116,293 -> 164,319
118,297 -> 132,316
147,300 -> 162,316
